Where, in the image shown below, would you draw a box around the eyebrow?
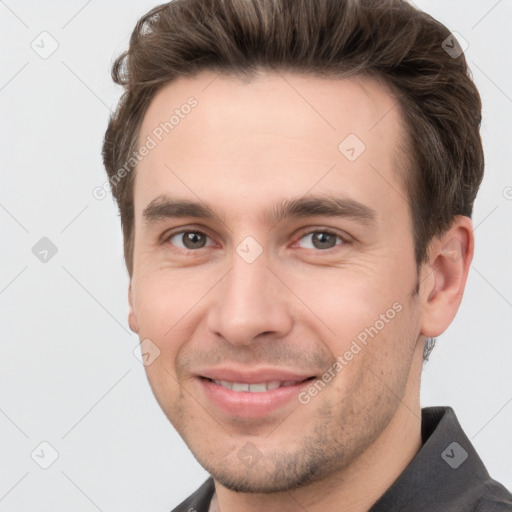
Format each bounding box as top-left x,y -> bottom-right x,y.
267,195 -> 377,226
142,194 -> 377,227
142,195 -> 219,225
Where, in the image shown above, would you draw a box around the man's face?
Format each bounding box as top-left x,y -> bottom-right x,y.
129,71 -> 425,492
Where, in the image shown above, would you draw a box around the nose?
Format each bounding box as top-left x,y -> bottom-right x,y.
206,253 -> 293,346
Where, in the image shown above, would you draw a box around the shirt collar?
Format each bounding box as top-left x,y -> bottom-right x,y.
369,406 -> 491,511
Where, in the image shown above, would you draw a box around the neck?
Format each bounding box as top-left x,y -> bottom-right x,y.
212,346 -> 424,512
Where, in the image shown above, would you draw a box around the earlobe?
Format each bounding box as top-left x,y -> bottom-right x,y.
420,216 -> 474,338
128,283 -> 139,334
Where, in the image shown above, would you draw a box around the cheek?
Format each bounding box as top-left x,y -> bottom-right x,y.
286,267 -> 417,392
131,275 -> 188,389
285,267 -> 404,340
133,268 -> 211,336
132,269 -> 219,391
317,301 -> 417,420
142,359 -> 189,436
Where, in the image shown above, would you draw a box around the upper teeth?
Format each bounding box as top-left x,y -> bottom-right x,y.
213,380 -> 299,392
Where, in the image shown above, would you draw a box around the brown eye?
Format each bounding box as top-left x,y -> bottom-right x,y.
298,231 -> 343,250
168,231 -> 212,250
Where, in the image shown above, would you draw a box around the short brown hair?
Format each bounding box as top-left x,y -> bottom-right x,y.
102,0 -> 483,279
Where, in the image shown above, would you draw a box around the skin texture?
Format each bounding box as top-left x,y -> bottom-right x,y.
127,71 -> 474,512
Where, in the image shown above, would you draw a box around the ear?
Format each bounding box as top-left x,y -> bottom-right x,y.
128,282 -> 139,334
419,216 -> 474,338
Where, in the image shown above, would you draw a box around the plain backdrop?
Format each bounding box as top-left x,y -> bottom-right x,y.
1,1 -> 511,511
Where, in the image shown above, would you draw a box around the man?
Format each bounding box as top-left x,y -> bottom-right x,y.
102,0 -> 512,510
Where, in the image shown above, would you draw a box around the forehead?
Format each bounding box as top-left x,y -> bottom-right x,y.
134,71 -> 409,224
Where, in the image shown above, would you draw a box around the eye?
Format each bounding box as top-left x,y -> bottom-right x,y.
296,230 -> 344,250
167,230 -> 214,250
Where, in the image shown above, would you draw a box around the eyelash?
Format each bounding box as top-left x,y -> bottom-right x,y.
162,228 -> 348,252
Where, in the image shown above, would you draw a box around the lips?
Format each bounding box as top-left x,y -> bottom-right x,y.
197,366 -> 314,385
195,367 -> 316,418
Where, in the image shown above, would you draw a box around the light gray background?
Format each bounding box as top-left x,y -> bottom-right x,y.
1,1 -> 511,511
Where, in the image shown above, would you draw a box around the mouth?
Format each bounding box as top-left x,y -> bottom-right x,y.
196,372 -> 317,418
203,377 -> 313,392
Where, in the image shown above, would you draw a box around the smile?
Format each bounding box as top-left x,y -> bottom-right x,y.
198,374 -> 316,418
210,379 -> 308,392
